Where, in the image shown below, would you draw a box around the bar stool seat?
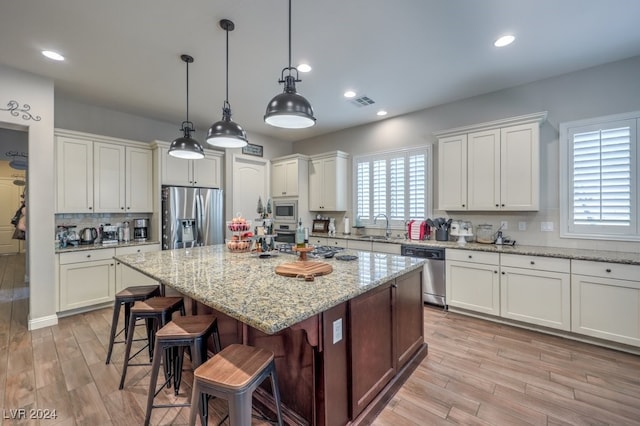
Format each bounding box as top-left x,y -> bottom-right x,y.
144,315 -> 221,426
119,296 -> 185,390
189,344 -> 284,426
106,285 -> 160,365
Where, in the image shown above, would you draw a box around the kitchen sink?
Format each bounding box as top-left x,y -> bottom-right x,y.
357,235 -> 389,240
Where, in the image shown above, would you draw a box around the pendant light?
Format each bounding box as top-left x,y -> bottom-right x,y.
206,19 -> 248,149
168,54 -> 205,159
264,0 -> 316,129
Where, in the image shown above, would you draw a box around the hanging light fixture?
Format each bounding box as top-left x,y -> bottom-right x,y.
264,0 -> 316,129
206,19 -> 248,149
6,151 -> 28,170
168,54 -> 205,159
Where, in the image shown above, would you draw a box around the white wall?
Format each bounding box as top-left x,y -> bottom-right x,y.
293,55 -> 640,252
0,64 -> 56,329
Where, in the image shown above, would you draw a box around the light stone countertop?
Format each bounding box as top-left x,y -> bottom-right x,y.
114,245 -> 426,335
55,240 -> 160,254
313,233 -> 640,265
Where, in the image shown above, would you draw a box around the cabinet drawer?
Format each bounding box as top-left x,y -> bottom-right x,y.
446,249 -> 499,265
59,248 -> 115,265
309,236 -> 327,246
572,260 -> 639,282
347,240 -> 372,252
116,244 -> 161,255
326,238 -> 347,248
501,253 -> 569,273
372,242 -> 401,255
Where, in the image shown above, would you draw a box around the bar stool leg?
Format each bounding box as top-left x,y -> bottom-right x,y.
118,311 -> 139,390
270,364 -> 284,426
105,300 -> 122,365
144,337 -> 164,426
188,381 -> 202,426
228,391 -> 253,426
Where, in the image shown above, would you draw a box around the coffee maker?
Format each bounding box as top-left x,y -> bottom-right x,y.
133,218 -> 149,241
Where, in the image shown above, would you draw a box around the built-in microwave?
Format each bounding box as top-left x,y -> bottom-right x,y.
273,200 -> 298,223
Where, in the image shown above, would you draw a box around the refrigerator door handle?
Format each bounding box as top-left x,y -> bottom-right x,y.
196,191 -> 203,247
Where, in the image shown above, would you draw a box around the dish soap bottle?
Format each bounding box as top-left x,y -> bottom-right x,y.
296,218 -> 305,248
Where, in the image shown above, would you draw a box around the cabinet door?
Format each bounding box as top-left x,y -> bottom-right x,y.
193,153 -> 222,188
271,161 -> 287,197
94,142 -> 126,213
59,259 -> 116,311
501,267 -> 570,330
446,260 -> 500,315
326,237 -> 347,248
467,129 -> 500,210
161,149 -> 192,186
309,158 -> 324,210
126,146 -> 153,212
349,281 -> 395,418
438,134 -> 467,210
56,137 -> 94,213
115,244 -> 160,292
501,123 -> 539,210
372,242 -> 401,254
347,239 -> 372,252
394,269 -> 424,369
571,274 -> 640,347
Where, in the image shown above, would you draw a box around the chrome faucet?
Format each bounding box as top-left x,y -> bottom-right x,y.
374,214 -> 391,239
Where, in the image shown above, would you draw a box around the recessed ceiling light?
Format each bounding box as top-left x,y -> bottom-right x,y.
377,110 -> 387,116
494,35 -> 515,47
298,63 -> 311,72
42,50 -> 65,61
344,90 -> 356,98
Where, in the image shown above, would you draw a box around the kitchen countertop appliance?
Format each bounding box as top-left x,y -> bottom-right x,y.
133,218 -> 149,242
101,225 -> 119,244
79,227 -> 98,244
162,186 -> 223,250
401,244 -> 446,307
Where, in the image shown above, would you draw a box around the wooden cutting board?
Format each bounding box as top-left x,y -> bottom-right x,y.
275,261 -> 333,281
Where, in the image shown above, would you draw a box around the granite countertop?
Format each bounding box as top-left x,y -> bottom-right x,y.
56,240 -> 160,254
312,233 -> 640,265
114,245 -> 426,335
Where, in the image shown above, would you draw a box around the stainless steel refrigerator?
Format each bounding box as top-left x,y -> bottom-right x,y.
161,186 -> 224,250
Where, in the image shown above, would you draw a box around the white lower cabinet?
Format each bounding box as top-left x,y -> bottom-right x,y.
372,242 -> 401,255
326,238 -> 347,249
571,260 -> 640,347
114,244 -> 161,292
446,249 -> 500,315
347,239 -> 373,252
59,249 -> 116,311
500,254 -> 570,331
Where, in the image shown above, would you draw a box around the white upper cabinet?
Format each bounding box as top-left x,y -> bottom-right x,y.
55,130 -> 153,214
272,159 -> 299,197
56,136 -> 94,213
161,147 -> 223,188
435,112 -> 546,211
309,151 -> 348,211
438,134 -> 467,210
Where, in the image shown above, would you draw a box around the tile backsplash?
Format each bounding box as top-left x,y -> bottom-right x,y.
54,213 -> 152,236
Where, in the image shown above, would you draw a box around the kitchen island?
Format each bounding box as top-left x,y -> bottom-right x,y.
115,245 -> 427,425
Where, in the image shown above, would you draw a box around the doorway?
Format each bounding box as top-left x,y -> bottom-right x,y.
0,126 -> 29,332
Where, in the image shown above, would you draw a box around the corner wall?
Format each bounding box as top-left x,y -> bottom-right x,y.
0,64 -> 56,329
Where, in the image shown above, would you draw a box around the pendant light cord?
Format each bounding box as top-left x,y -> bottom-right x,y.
185,59 -> 190,123
288,0 -> 292,70
225,24 -> 229,103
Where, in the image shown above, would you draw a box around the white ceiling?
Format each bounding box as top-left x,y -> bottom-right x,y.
2,0 -> 640,144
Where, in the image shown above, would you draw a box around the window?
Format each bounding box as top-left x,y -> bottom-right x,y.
560,111 -> 639,240
354,146 -> 431,229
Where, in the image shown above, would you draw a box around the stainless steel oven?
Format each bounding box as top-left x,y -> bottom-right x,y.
274,225 -> 296,244
273,200 -> 298,223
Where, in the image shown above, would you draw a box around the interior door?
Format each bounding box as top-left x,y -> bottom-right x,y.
0,177 -> 22,254
232,154 -> 268,223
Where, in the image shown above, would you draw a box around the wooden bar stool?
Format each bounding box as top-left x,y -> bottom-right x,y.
119,296 -> 185,390
143,315 -> 222,426
105,285 -> 161,365
188,344 -> 284,426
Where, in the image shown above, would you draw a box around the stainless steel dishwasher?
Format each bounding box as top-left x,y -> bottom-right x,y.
400,245 -> 446,307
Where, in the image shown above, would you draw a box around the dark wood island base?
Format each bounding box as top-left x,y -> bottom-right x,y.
172,267 -> 426,425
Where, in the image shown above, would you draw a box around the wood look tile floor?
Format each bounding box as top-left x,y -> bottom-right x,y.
2,253 -> 640,425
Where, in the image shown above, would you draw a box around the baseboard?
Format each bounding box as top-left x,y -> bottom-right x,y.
28,314 -> 58,330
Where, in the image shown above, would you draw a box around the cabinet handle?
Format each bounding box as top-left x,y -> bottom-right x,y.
495,204 -> 499,207
127,207 -> 130,210
501,204 -> 505,207
137,249 -> 141,252
86,254 -> 91,258
462,204 -> 465,207
392,284 -> 398,288
606,268 -> 612,273
110,263 -> 114,266
530,261 -> 535,265
117,262 -> 120,265
194,181 -> 197,184
88,206 -> 92,210
501,271 -> 504,274
121,207 -> 125,210
468,255 -> 472,259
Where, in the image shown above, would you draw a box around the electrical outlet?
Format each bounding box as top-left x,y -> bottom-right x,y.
541,222 -> 554,232
500,221 -> 508,230
518,221 -> 527,231
333,318 -> 343,344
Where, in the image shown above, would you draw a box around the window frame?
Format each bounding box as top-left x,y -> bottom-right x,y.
559,111 -> 639,241
352,145 -> 432,230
